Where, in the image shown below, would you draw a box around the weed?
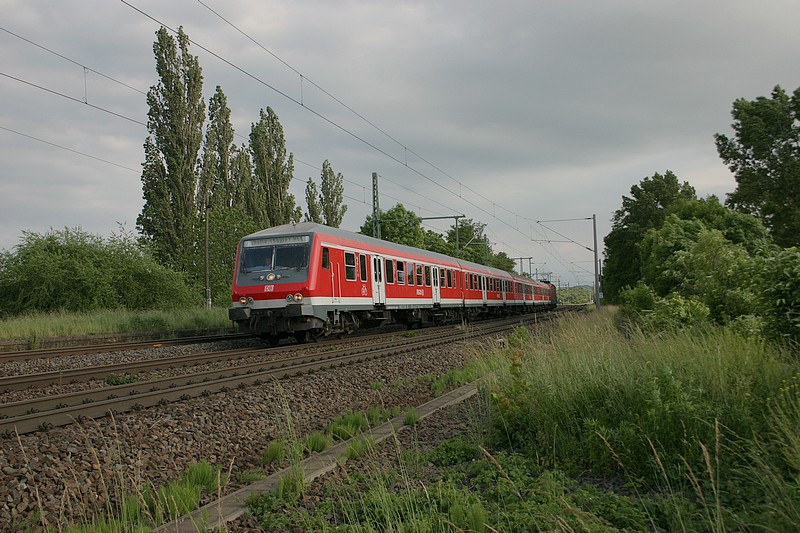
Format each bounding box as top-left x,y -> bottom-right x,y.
237,469 -> 265,484
403,408 -> 420,426
259,440 -> 286,465
329,412 -> 369,440
303,431 -> 330,455
105,373 -> 140,386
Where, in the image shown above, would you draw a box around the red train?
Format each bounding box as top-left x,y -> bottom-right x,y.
228,222 -> 556,344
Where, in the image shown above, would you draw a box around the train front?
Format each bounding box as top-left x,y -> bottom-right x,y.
228,229 -> 323,344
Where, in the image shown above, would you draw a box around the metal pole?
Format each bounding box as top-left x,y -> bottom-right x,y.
593,214 -> 601,310
204,189 -> 211,310
372,172 -> 381,239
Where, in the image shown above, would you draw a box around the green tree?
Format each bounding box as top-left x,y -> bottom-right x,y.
448,219 -> 489,265
320,160 -> 347,227
602,171 -> 697,303
715,85 -> 800,247
304,178 -> 323,223
423,230 -> 452,255
137,26 -> 205,272
490,251 -> 516,272
230,144 -> 255,215
190,207 -> 258,304
249,107 -> 300,227
360,204 -> 424,247
201,86 -> 235,209
668,196 -> 770,253
676,230 -> 757,323
639,215 -> 706,297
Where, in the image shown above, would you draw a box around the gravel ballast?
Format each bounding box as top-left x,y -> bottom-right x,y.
0,336 -> 489,530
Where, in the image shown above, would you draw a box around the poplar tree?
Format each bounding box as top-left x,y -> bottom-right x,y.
249,107 -> 299,227
201,86 -> 235,209
304,178 -> 323,223
230,144 -> 255,214
320,159 -> 347,227
137,26 -> 205,271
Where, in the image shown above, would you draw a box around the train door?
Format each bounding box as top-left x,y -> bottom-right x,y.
481,275 -> 487,305
431,266 -> 441,305
501,279 -> 507,304
371,255 -> 386,305
325,247 -> 341,304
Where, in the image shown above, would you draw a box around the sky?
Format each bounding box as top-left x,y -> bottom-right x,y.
2,0 -> 799,288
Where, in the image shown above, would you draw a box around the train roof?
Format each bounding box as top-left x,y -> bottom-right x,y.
243,222 -> 550,286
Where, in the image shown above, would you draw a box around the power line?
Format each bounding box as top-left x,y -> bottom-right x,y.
1,72 -> 146,127
0,26 -> 148,96
120,0 -> 580,268
6,5 -> 586,279
0,125 -> 139,172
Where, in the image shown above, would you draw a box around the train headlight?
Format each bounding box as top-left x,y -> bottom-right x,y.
266,273 -> 276,281
285,294 -> 294,302
294,293 -> 303,302
239,296 -> 247,305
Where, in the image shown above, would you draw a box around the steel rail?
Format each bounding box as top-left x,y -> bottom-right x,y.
0,317 -> 543,436
0,333 -> 250,362
0,322 -> 457,391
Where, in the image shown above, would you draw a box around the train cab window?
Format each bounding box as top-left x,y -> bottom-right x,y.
424,265 -> 431,286
321,247 -> 330,270
397,261 -> 405,285
385,258 -> 395,284
416,264 -> 424,286
345,252 -> 356,281
359,254 -> 368,281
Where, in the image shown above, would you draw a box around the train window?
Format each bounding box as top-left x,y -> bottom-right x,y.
407,263 -> 414,285
416,264 -> 423,286
439,268 -> 446,288
397,261 -> 405,284
446,269 -> 452,288
359,254 -> 368,281
424,265 -> 431,286
321,247 -> 329,270
385,258 -> 395,284
345,252 -> 356,281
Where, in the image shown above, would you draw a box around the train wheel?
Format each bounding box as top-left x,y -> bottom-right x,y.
259,334 -> 281,347
294,331 -> 317,344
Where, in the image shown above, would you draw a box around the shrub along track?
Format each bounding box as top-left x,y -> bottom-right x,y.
0,311 -> 564,529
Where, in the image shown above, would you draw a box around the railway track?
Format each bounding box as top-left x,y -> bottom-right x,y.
0,332 -> 250,363
0,315 -> 552,437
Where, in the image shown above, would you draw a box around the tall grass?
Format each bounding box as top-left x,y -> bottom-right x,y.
489,308 -> 798,527
0,306 -> 232,341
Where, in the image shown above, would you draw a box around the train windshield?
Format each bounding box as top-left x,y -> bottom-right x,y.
241,235 -> 310,274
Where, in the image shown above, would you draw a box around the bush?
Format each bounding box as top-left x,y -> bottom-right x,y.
0,227 -> 194,316
755,247 -> 800,346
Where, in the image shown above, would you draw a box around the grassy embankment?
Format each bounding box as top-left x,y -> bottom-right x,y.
0,307 -> 232,346
15,307 -> 800,531
245,308 -> 800,531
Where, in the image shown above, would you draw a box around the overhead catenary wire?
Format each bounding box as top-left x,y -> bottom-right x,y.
119,0 -> 584,266
4,8 -> 592,280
